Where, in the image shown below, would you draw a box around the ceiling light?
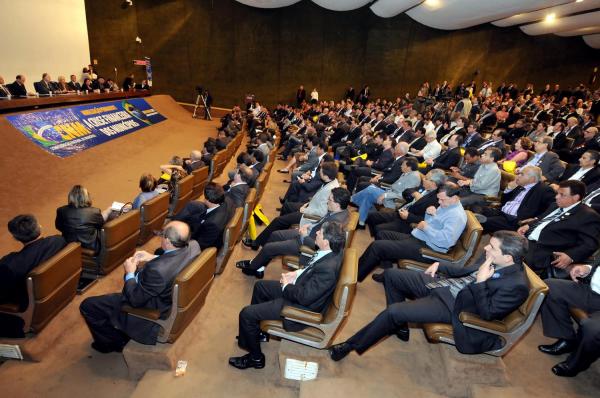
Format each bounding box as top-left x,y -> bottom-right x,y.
575,0 -> 583,3
423,0 -> 441,8
545,13 -> 556,23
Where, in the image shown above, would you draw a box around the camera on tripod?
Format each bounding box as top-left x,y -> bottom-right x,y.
192,85 -> 211,120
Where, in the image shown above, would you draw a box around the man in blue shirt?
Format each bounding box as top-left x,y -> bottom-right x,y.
357,183 -> 467,282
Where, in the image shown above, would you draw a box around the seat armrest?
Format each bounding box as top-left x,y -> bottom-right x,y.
0,302 -> 21,313
121,305 -> 161,320
484,195 -> 500,203
299,245 -> 316,257
420,247 -> 456,261
281,306 -> 323,324
380,182 -> 392,189
398,259 -> 429,272
302,213 -> 321,222
458,311 -> 509,333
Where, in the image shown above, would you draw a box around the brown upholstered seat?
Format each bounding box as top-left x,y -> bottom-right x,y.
215,207 -> 244,274
421,265 -> 549,356
138,192 -> 169,245
417,210 -> 482,267
122,247 -> 217,343
82,210 -> 140,277
282,211 -> 360,270
570,307 -> 589,323
0,243 -> 82,333
255,172 -> 267,202
169,174 -> 194,217
261,248 -> 358,349
191,166 -> 210,200
241,188 -> 257,231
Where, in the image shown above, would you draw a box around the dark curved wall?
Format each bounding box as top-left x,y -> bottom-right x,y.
85,0 -> 599,108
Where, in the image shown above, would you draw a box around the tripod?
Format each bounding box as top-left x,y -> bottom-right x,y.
192,92 -> 212,120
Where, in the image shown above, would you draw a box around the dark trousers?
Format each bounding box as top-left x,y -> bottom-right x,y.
238,281 -> 284,357
357,232 -> 433,281
255,211 -> 302,246
280,201 -> 303,215
525,240 -> 568,278
479,207 -> 518,233
0,313 -> 25,338
347,268 -> 451,354
250,230 -> 301,270
80,294 -> 130,350
347,166 -> 372,192
366,210 -> 412,237
541,278 -> 600,371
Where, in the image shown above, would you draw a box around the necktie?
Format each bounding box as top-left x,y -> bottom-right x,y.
426,271 -> 478,298
526,208 -> 565,237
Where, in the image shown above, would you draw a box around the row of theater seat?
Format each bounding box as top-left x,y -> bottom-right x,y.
0,128 -> 253,340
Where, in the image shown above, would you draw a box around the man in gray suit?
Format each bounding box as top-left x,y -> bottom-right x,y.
237,188 -> 351,278
522,137 -> 565,183
80,221 -> 200,353
458,147 -> 502,207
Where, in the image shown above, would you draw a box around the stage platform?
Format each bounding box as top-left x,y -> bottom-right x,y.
0,94 -> 219,254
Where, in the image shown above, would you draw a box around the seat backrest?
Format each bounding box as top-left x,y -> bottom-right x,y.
216,207 -> 244,274
97,209 -> 141,274
172,174 -> 194,216
242,188 -> 257,227
167,247 -> 217,343
139,192 -> 169,245
457,210 -> 482,257
255,172 -> 267,200
519,264 -> 549,315
29,243 -> 82,332
322,248 -> 358,323
500,170 -> 516,191
191,166 -> 210,200
345,211 -> 360,248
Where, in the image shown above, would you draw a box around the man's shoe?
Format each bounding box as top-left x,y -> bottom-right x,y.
277,169 -> 289,174
279,196 -> 285,204
228,353 -> 266,370
538,339 -> 576,356
356,223 -> 366,230
372,272 -> 385,283
551,361 -> 581,377
242,238 -> 259,251
242,267 -> 264,279
329,342 -> 353,362
396,325 -> 410,342
235,332 -> 269,343
91,341 -> 122,354
236,260 -> 252,270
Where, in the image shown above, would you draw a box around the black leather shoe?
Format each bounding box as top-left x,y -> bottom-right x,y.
277,169 -> 289,174
242,267 -> 264,279
371,272 -> 385,283
551,361 -> 581,377
242,238 -> 258,251
396,325 -> 410,342
356,223 -> 366,230
279,196 -> 285,204
236,260 -> 252,269
538,339 -> 576,356
329,342 -> 353,361
228,353 -> 266,370
91,342 -> 123,354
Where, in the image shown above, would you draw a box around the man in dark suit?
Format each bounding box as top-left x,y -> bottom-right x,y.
0,215 -> 67,337
329,230 -> 530,360
7,75 -> 28,97
563,127 -> 600,164
554,150 -> 600,187
346,134 -> 395,192
67,74 -> 81,91
0,75 -> 11,98
296,85 -> 306,107
478,106 -> 497,130
462,122 -> 484,148
504,119 -> 527,145
355,141 -> 409,193
425,134 -> 463,171
225,165 -> 252,208
229,221 -> 346,369
522,137 -> 565,182
477,166 -> 555,233
518,180 -> 600,278
173,183 -> 231,250
477,128 -> 506,156
79,221 -> 200,353
538,260 -> 600,377
236,188 -> 350,278
92,76 -> 108,91
34,73 -> 55,95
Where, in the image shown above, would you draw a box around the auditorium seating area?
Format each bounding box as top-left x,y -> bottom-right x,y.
1,82 -> 600,398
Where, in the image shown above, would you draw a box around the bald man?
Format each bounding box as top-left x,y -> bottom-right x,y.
0,76 -> 11,97
80,221 -> 201,353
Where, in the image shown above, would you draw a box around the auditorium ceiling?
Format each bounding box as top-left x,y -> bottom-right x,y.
235,0 -> 600,48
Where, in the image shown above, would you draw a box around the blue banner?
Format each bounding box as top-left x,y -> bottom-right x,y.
6,98 -> 166,158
